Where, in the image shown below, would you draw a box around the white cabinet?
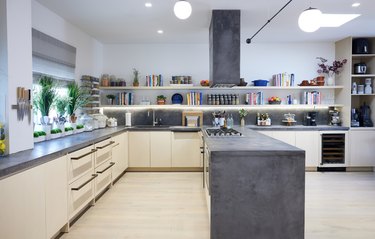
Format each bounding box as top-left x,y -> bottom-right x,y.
0,166 -> 46,239
94,138 -> 115,196
349,130 -> 375,166
150,131 -> 172,167
112,132 -> 128,179
272,131 -> 296,145
295,131 -> 320,167
129,132 -> 150,167
172,132 -> 201,167
45,156 -> 68,238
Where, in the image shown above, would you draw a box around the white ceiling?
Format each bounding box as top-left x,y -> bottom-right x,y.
35,0 -> 375,44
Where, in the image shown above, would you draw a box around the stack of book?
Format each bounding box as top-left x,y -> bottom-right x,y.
302,91 -> 321,105
245,92 -> 264,105
146,75 -> 163,87
115,92 -> 134,105
186,92 -> 203,105
272,73 -> 295,87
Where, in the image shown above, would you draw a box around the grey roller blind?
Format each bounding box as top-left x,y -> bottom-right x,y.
32,28 -> 76,81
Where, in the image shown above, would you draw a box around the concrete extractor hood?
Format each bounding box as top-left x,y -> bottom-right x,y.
209,10 -> 240,87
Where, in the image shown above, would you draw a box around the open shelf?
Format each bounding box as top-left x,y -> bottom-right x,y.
100,104 -> 344,109
99,86 -> 344,91
352,54 -> 375,58
352,74 -> 375,78
351,94 -> 375,96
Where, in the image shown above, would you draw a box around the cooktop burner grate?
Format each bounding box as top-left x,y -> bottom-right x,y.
206,128 -> 242,137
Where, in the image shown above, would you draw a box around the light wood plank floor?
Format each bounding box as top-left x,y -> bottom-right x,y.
61,172 -> 375,239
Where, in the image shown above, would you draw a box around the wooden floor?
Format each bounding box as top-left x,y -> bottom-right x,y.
61,172 -> 375,239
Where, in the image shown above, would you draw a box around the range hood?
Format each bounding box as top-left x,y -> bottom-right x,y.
209,10 -> 241,88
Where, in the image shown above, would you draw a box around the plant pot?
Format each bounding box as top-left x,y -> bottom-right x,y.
157,100 -> 166,105
133,82 -> 139,87
240,118 -> 245,127
50,133 -> 61,139
40,116 -> 50,125
70,115 -> 77,123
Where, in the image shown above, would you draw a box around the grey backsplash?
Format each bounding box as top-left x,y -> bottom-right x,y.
103,108 -> 330,126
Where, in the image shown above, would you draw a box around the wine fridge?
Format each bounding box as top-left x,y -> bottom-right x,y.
319,131 -> 348,167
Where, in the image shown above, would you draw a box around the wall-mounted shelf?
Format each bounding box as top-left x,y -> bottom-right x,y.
351,74 -> 375,78
99,86 -> 344,91
100,104 -> 344,109
352,54 -> 375,58
351,94 -> 375,96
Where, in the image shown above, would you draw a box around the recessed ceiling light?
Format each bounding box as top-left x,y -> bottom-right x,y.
320,14 -> 361,27
352,3 -> 361,7
157,30 -> 164,34
145,2 -> 152,7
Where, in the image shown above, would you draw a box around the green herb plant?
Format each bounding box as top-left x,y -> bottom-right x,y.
33,75 -> 57,116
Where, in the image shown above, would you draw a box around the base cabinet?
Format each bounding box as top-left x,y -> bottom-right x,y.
45,156 -> 68,238
172,132 -> 200,167
129,132 -> 151,167
295,131 -> 319,167
0,166 -> 46,239
349,130 -> 375,166
112,132 -> 128,179
150,132 -> 172,167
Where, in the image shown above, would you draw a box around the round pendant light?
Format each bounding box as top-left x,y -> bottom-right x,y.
298,7 -> 322,32
174,0 -> 192,20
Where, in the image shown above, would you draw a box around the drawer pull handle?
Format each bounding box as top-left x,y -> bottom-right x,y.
71,174 -> 98,191
96,141 -> 115,149
71,149 -> 97,160
200,146 -> 204,154
96,162 -> 115,174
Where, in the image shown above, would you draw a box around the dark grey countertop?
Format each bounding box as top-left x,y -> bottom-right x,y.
0,125 -> 201,180
248,125 -> 349,131
203,127 -> 304,155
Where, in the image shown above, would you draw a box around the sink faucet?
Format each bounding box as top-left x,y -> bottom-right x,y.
149,109 -> 161,126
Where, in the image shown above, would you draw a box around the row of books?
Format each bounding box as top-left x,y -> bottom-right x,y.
186,92 -> 203,105
114,92 -> 134,105
301,91 -> 321,105
245,92 -> 265,105
272,73 -> 295,87
146,75 -> 163,87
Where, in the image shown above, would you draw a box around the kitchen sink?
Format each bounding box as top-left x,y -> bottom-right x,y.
133,125 -> 171,128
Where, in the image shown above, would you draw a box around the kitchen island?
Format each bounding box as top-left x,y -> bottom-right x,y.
203,127 -> 305,239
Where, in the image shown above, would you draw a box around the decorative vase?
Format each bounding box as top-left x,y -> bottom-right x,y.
326,75 -> 334,86
240,118 -> 245,127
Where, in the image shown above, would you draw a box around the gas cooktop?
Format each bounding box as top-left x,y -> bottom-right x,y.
206,128 -> 242,137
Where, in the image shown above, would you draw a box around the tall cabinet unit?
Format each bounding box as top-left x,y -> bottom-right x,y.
336,37 -> 375,168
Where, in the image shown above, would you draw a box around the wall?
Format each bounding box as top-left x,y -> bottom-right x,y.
102,42 -> 335,85
31,0 -> 103,79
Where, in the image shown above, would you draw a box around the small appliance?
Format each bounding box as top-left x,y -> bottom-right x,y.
351,108 -> 360,127
303,112 -> 318,126
359,103 -> 374,127
354,63 -> 367,74
329,110 -> 341,126
352,38 -> 370,54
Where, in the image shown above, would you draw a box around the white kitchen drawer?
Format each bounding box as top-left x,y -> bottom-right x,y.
67,145 -> 95,183
68,172 -> 97,219
95,138 -> 114,167
95,161 -> 115,196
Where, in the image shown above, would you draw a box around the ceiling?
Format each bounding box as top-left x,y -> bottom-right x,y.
35,0 -> 375,44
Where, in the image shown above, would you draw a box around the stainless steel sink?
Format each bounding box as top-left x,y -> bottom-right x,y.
133,125 -> 170,129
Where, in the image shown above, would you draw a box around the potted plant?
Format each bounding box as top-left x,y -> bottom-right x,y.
76,124 -> 85,133
106,94 -> 116,105
55,96 -> 69,131
133,68 -> 140,87
67,82 -> 89,124
50,128 -> 62,139
239,109 -> 248,127
157,95 -> 167,105
33,75 -> 57,125
317,57 -> 347,86
64,127 -> 74,136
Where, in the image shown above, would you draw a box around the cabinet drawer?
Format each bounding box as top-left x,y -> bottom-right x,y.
67,146 -> 95,183
95,161 -> 115,195
68,172 -> 97,219
95,138 -> 114,167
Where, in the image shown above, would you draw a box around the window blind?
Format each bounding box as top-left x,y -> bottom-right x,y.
32,28 -> 76,81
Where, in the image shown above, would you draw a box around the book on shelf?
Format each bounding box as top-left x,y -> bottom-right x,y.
272,72 -> 295,87
146,74 -> 163,87
186,92 -> 203,105
245,92 -> 264,105
302,91 -> 321,105
115,92 -> 134,105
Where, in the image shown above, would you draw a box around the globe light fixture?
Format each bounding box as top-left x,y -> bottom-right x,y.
174,0 -> 192,20
298,7 -> 322,32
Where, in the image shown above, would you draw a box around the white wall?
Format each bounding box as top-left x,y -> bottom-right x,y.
103,42 -> 335,85
4,0 -> 34,154
31,0 -> 103,79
